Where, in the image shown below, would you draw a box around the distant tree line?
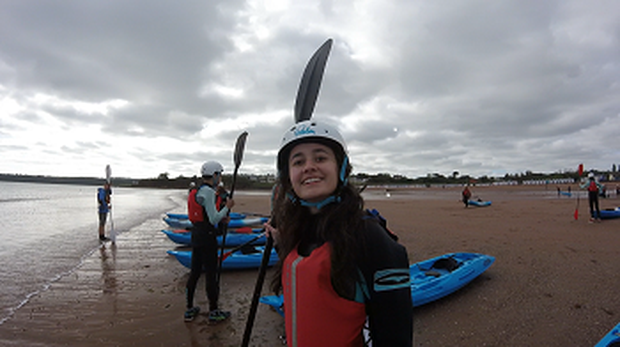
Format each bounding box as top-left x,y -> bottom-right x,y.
2,164 -> 618,190
132,173 -> 275,190
134,165 -> 620,189
0,173 -> 136,186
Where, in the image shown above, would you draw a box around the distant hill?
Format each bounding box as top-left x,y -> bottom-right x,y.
0,174 -> 138,187
0,173 -> 269,190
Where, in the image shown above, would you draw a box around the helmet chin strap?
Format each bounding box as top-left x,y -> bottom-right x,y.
339,156 -> 349,185
287,192 -> 341,210
287,155 -> 349,211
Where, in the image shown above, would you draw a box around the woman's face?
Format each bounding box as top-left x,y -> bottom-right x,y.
288,142 -> 339,203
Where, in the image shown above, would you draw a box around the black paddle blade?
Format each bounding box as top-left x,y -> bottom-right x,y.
294,38 -> 333,123
233,131 -> 249,168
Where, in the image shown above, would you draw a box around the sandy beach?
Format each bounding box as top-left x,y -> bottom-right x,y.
0,184 -> 618,346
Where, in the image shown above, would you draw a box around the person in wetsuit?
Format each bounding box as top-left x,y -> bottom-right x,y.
265,120 -> 413,346
184,161 -> 235,323
97,182 -> 112,241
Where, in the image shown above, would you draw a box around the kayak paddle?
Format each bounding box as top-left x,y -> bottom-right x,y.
105,164 -> 116,244
217,131 -> 249,287
219,231 -> 268,262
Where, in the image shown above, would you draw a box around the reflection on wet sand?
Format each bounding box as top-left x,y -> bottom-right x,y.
99,243 -> 118,315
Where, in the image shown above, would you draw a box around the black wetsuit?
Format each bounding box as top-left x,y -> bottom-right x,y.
185,184 -> 224,312
357,218 -> 413,346
293,214 -> 413,346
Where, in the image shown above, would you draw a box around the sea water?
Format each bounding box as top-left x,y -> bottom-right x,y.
0,181 -> 185,325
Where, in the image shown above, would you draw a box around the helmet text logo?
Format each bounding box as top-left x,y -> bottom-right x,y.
294,124 -> 315,137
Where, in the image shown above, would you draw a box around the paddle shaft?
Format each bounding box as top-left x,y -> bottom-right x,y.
241,235 -> 273,347
216,166 -> 238,282
217,132 -> 249,286
105,165 -> 116,243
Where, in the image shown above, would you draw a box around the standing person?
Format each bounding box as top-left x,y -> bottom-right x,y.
265,121 -> 413,346
97,182 -> 112,241
462,185 -> 472,208
581,172 -> 602,223
184,161 -> 235,323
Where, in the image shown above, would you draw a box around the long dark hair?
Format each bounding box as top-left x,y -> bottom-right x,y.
270,150 -> 365,299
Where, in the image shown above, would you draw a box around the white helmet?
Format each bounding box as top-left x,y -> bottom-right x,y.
588,172 -> 594,179
201,161 -> 224,177
277,120 -> 347,174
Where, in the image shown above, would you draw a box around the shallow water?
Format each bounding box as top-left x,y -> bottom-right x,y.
0,181 -> 185,325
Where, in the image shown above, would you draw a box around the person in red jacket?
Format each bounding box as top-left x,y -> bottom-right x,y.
580,172 -> 602,223
462,185 -> 472,208
265,120 -> 412,346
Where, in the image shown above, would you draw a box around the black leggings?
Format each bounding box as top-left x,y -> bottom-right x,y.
588,191 -> 601,219
185,234 -> 220,311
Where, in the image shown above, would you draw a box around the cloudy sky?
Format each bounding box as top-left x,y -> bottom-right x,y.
1,1 -> 619,180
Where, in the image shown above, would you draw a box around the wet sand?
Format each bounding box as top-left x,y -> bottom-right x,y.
0,185 -> 619,346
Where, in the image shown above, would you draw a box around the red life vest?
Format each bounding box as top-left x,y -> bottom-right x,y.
588,180 -> 598,192
283,243 -> 366,347
462,188 -> 471,199
187,188 -> 204,223
187,185 -> 226,223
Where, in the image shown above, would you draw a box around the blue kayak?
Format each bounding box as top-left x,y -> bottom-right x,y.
260,252 -> 495,314
167,246 -> 278,270
410,252 -> 495,306
595,322 -> 620,347
166,212 -> 247,220
163,216 -> 268,230
468,200 -> 492,207
160,229 -> 266,247
600,207 -> 620,220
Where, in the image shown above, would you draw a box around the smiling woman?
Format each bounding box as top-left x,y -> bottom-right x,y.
268,119 -> 413,346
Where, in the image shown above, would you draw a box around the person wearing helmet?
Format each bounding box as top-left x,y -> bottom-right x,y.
580,172 -> 602,223
265,120 -> 412,346
184,161 -> 235,323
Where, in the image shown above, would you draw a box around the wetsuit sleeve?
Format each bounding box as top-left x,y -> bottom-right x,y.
360,220 -> 413,346
196,186 -> 229,225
